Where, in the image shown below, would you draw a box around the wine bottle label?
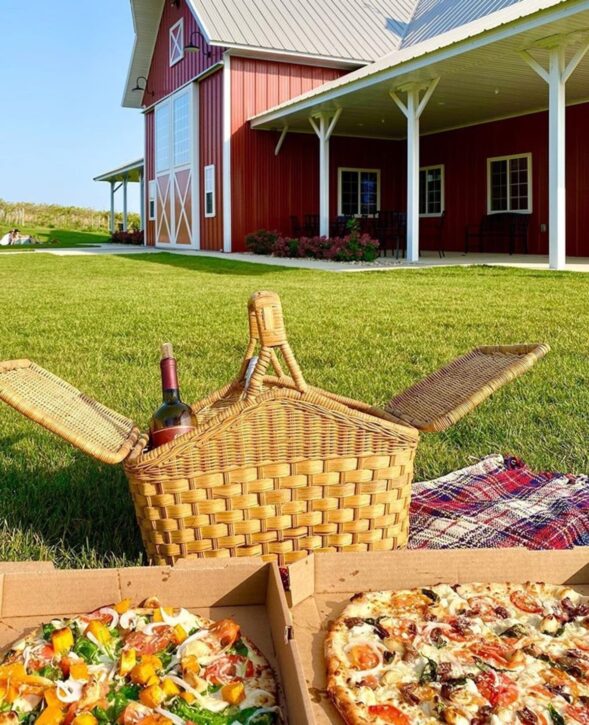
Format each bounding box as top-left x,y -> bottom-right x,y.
150,425 -> 195,448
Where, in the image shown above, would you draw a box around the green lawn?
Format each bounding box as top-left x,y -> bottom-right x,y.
0,226 -> 109,251
0,252 -> 588,568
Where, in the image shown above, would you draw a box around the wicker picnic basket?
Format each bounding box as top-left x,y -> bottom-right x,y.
0,291 -> 549,565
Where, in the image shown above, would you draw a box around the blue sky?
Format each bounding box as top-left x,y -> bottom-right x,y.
0,1 -> 142,212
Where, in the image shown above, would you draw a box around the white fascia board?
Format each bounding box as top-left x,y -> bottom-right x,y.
215,43 -> 371,68
250,0 -> 589,127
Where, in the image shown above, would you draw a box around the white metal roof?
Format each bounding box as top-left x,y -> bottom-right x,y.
250,0 -> 582,127
188,0 -> 417,62
94,159 -> 144,183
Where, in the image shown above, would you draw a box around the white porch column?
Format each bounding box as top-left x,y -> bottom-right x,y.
309,108 -> 342,237
109,181 -> 115,234
139,172 -> 145,233
122,176 -> 128,231
390,78 -> 439,263
521,35 -> 589,270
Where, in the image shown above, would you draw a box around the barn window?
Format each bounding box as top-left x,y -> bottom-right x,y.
169,19 -> 184,66
173,92 -> 190,166
148,180 -> 156,220
204,164 -> 215,217
155,102 -> 170,173
419,165 -> 444,216
337,168 -> 380,217
487,153 -> 532,213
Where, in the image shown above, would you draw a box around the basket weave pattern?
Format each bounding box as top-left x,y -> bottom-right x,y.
124,291 -> 418,565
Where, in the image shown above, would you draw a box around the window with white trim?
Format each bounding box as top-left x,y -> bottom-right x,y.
148,180 -> 156,220
155,103 -> 170,173
204,164 -> 215,217
419,165 -> 444,216
338,168 -> 380,216
173,93 -> 190,166
487,153 -> 532,213
169,19 -> 184,66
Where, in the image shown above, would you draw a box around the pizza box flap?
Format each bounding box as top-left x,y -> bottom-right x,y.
288,548 -> 589,724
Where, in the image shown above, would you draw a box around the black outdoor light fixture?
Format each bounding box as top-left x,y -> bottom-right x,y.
132,76 -> 154,97
185,29 -> 211,56
170,0 -> 181,7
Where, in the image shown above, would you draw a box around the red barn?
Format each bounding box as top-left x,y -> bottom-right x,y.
123,0 -> 589,270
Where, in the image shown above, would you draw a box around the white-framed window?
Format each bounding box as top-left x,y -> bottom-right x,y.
337,168 -> 380,217
173,92 -> 190,166
155,102 -> 170,173
148,180 -> 156,220
204,164 -> 215,217
169,19 -> 184,66
487,153 -> 532,213
419,165 -> 444,216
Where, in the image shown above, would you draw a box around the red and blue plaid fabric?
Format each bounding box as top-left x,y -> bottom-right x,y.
409,454 -> 589,549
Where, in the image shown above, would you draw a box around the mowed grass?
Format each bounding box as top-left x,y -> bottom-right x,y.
0,252 -> 588,568
0,227 -> 108,251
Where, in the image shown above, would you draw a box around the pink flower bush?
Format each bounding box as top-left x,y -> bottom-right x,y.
253,231 -> 379,262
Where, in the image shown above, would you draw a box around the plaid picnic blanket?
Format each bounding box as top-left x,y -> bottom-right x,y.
408,454 -> 589,549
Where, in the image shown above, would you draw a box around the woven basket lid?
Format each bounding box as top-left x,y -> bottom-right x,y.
0,359 -> 142,464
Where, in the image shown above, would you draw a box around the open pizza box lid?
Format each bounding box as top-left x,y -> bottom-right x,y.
0,557 -> 313,724
285,548 -> 589,724
0,343 -> 549,465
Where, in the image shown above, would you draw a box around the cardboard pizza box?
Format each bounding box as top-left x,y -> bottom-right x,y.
286,548 -> 589,724
0,558 -> 313,724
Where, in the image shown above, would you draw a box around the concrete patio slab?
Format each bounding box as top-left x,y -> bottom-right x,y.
5,244 -> 589,272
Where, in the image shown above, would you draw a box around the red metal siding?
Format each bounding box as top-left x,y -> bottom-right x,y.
144,1 -> 222,106
420,104 -> 589,256
230,57 -> 344,251
145,110 -> 155,246
199,71 -> 223,250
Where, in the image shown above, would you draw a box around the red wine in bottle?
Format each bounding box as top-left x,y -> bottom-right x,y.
149,342 -> 197,449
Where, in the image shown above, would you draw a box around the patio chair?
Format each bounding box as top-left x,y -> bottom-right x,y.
420,210 -> 446,258
303,214 -> 319,236
290,215 -> 302,237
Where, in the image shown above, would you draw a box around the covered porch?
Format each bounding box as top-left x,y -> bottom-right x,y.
94,158 -> 145,233
250,1 -> 589,270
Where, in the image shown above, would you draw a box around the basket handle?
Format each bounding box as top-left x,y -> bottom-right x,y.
244,291 -> 308,400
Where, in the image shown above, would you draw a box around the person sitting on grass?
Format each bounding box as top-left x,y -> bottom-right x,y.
13,229 -> 37,244
0,229 -> 18,246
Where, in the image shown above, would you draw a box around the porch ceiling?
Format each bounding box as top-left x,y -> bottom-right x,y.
250,9 -> 589,139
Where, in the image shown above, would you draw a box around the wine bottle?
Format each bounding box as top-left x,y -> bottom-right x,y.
149,343 -> 197,449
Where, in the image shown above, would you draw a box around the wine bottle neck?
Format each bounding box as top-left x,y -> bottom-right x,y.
161,357 -> 181,401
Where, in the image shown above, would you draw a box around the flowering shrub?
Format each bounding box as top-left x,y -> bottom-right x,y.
245,229 -> 280,255
111,230 -> 144,245
248,227 -> 379,262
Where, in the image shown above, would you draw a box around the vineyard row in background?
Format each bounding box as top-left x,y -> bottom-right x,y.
0,199 -> 140,233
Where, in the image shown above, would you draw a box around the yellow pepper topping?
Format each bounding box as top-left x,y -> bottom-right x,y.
51,627 -> 74,655
69,662 -> 89,681
139,683 -> 165,709
221,681 -> 246,705
119,648 -> 137,677
36,705 -> 66,725
85,620 -> 110,645
114,598 -> 132,615
130,661 -> 157,685
173,624 -> 187,644
161,678 -> 181,698
72,715 -> 98,725
180,691 -> 196,704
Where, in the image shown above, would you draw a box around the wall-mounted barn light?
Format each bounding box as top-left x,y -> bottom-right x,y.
132,76 -> 154,97
185,29 -> 212,57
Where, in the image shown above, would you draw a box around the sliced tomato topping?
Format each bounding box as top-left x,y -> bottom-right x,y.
510,590 -> 542,614
476,670 -> 518,708
389,592 -> 431,614
471,642 -> 522,669
347,644 -> 380,671
208,619 -> 241,648
566,706 -> 589,725
444,617 -> 473,642
124,625 -> 174,655
466,596 -> 507,622
203,654 -> 254,685
367,704 -> 410,724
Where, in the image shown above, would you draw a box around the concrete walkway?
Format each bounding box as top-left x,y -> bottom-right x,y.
4,244 -> 589,272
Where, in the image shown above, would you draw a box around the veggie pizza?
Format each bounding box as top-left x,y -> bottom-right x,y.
0,597 -> 280,724
326,582 -> 589,724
